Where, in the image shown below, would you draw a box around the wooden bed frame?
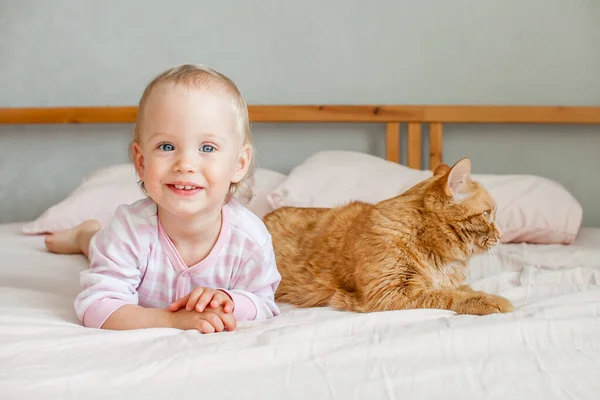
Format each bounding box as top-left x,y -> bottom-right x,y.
1,105 -> 599,171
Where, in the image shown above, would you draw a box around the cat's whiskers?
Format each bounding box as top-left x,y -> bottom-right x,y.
486,245 -> 497,266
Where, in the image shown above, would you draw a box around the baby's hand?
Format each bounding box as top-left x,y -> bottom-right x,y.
168,287 -> 234,314
169,306 -> 237,333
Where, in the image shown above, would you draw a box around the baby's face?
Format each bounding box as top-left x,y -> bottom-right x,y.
132,83 -> 249,218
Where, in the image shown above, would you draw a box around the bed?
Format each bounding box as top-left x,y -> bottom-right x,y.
1,105 -> 600,399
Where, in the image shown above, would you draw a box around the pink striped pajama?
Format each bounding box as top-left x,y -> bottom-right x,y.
73,197 -> 281,329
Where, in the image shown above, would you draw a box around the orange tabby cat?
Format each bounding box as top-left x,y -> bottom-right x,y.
263,158 -> 513,315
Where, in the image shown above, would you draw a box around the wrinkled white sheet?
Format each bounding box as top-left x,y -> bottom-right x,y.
1,222 -> 599,400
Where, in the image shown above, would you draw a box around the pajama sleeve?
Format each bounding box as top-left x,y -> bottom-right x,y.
221,235 -> 282,321
73,205 -> 145,329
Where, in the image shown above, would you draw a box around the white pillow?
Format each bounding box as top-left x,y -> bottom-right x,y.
22,164 -> 286,234
246,168 -> 288,219
267,151 -> 432,208
266,150 -> 583,244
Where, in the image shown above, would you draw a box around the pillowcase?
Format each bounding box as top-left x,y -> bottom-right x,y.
266,150 -> 583,245
246,168 -> 288,219
267,151 -> 432,208
22,164 -> 143,235
22,164 -> 287,234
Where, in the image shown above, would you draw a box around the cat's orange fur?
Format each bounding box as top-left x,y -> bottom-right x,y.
263,158 -> 513,315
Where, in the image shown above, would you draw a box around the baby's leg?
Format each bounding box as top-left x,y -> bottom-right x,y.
44,220 -> 101,259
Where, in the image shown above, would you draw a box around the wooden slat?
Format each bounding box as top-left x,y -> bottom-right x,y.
0,107 -> 139,124
407,123 -> 422,169
1,105 -> 600,124
385,122 -> 400,163
429,123 -> 443,171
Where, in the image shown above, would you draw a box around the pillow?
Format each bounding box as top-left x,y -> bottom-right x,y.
267,151 -> 432,208
245,168 -> 287,219
22,164 -> 143,235
266,150 -> 583,245
22,164 -> 287,234
471,174 -> 582,244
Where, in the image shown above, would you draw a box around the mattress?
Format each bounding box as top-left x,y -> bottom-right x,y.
1,222 -> 599,400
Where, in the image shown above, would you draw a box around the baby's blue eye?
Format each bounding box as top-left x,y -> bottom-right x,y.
201,145 -> 214,153
159,143 -> 174,152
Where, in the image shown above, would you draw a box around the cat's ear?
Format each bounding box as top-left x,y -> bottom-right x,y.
444,158 -> 471,201
433,163 -> 450,176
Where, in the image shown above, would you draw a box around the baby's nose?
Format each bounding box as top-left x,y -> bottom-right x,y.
176,154 -> 199,172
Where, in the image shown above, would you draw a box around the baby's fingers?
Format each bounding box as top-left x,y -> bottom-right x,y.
195,290 -> 216,312
186,288 -> 206,311
210,291 -> 234,313
220,311 -> 237,331
217,298 -> 234,313
168,294 -> 191,312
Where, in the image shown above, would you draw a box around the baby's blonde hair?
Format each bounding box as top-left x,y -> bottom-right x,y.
131,64 -> 255,204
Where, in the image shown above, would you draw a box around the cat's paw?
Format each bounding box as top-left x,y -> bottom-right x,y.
461,293 -> 514,315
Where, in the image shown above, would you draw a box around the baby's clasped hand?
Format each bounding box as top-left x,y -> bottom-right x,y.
168,287 -> 235,313
169,306 -> 237,333
168,287 -> 236,334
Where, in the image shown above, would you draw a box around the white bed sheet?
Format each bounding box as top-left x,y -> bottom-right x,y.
1,222 -> 599,400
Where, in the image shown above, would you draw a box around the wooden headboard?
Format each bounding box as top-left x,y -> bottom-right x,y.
1,105 -> 599,171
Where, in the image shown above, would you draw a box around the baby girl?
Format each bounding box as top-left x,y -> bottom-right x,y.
45,64 -> 281,333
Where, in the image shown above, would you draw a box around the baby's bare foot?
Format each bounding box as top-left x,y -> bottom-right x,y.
45,220 -> 101,254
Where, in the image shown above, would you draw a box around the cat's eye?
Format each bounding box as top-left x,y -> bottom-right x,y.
482,210 -> 493,222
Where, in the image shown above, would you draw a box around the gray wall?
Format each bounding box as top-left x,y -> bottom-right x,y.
1,0 -> 599,225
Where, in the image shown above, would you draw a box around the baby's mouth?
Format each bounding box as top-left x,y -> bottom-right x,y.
173,184 -> 198,191
166,183 -> 203,196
